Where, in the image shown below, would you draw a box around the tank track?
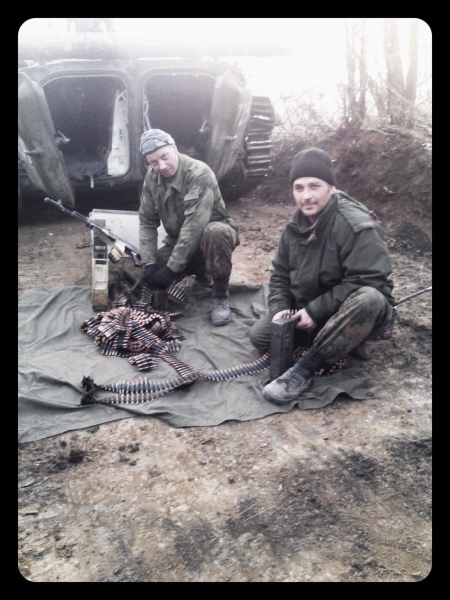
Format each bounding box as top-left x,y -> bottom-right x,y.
242,95 -> 276,193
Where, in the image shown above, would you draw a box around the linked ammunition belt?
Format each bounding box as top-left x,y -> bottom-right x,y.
80,283 -> 271,406
80,283 -> 345,406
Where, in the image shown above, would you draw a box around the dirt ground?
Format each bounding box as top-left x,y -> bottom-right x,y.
18,128 -> 432,582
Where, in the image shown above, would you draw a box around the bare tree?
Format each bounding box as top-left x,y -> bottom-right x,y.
367,75 -> 388,123
362,18 -> 427,131
383,18 -> 407,125
344,20 -> 357,125
357,19 -> 368,123
344,19 -> 368,127
405,19 -> 419,127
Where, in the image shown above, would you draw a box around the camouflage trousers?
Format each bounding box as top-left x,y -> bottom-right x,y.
156,222 -> 239,282
249,286 -> 394,364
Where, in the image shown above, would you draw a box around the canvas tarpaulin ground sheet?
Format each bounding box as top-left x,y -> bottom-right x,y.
18,283 -> 373,443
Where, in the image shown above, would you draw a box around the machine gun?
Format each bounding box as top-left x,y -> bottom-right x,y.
269,286 -> 432,381
44,197 -> 142,267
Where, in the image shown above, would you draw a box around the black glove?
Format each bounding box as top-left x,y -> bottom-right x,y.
140,262 -> 159,286
152,265 -> 177,290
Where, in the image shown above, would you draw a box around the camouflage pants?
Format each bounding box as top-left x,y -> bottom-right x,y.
156,222 -> 239,282
249,286 -> 393,363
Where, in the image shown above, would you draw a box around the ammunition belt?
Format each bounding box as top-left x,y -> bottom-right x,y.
81,352 -> 272,406
80,283 -> 271,405
80,283 -> 344,406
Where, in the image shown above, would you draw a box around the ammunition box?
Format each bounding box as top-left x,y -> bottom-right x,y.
91,219 -> 109,311
269,315 -> 295,381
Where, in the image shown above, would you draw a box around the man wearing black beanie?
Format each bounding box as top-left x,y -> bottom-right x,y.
249,147 -> 396,405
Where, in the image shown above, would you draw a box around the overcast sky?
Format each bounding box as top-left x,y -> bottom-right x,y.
19,18 -> 431,105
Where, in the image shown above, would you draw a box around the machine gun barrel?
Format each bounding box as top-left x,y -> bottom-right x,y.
394,286 -> 432,308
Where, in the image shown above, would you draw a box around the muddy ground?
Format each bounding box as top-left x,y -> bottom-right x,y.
18,128 -> 432,582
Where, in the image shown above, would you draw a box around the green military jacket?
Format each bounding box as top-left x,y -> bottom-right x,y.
139,153 -> 238,272
268,191 -> 395,324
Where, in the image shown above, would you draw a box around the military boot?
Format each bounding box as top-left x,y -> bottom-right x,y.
263,345 -> 326,405
211,279 -> 231,326
350,341 -> 372,361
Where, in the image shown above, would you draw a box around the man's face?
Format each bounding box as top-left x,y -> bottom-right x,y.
293,177 -> 335,224
145,144 -> 179,178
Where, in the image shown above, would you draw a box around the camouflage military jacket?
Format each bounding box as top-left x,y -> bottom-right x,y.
139,153 -> 238,272
268,191 -> 396,324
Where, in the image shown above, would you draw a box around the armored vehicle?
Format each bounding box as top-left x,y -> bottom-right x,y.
18,30 -> 282,209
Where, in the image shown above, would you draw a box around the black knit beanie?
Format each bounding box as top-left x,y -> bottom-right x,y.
289,147 -> 336,186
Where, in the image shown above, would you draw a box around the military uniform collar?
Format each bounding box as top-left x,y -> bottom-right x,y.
291,194 -> 337,234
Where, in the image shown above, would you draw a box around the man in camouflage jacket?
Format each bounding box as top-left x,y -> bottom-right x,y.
138,129 -> 239,326
250,147 -> 396,405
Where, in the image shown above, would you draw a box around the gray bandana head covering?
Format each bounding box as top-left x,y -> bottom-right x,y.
139,129 -> 175,156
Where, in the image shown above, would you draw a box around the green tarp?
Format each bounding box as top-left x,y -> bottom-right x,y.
18,283 -> 372,443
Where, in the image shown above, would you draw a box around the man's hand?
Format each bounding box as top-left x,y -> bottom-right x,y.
292,308 -> 317,332
272,309 -> 292,322
271,308 -> 317,331
152,265 -> 177,290
140,262 -> 159,286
